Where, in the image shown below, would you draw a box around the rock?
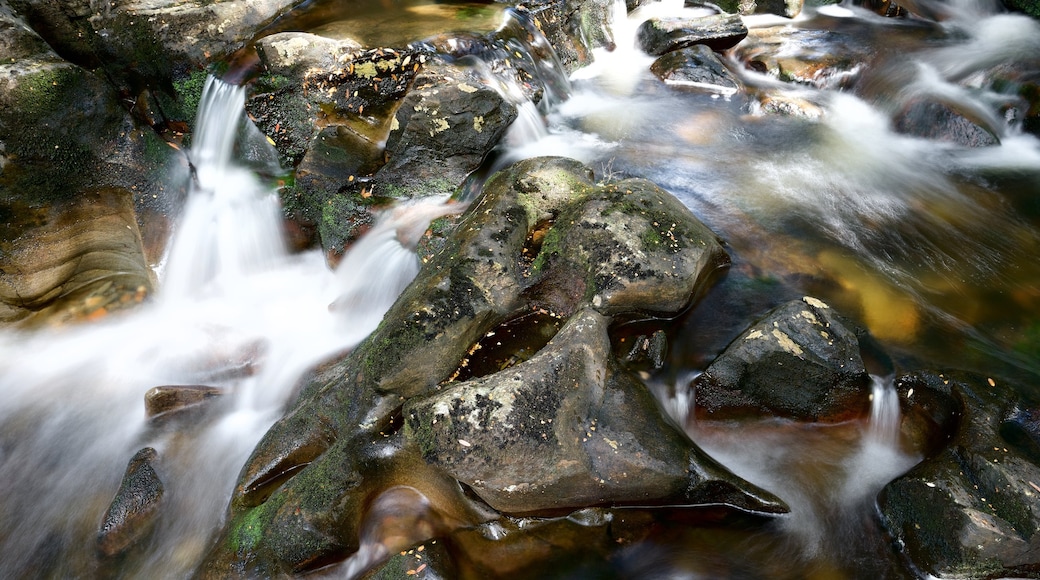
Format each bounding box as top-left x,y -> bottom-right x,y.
529,177 -> 729,318
197,157 -> 760,576
878,371 -> 1040,578
144,385 -> 223,421
7,0 -> 298,94
374,59 -> 519,201
0,189 -> 154,327
363,538 -> 455,580
894,100 -> 1001,147
521,0 -> 617,74
637,14 -> 748,57
733,26 -> 868,89
649,44 -> 744,97
714,0 -> 806,18
96,448 -> 164,558
404,308 -> 788,515
693,297 -> 872,422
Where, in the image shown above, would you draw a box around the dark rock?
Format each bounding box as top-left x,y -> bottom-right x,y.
96,448 -> 164,558
198,157 -> 748,576
713,0 -> 806,17
375,59 -> 519,200
693,296 -> 872,422
649,44 -> 744,97
521,0 -> 617,74
637,14 -> 748,57
878,371 -> 1040,579
529,177 -> 730,318
404,308 -> 788,515
894,100 -> 1001,147
144,385 -> 223,421
7,0 -> 298,95
363,538 -> 455,580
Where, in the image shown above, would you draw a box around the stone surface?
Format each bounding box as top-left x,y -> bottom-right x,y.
894,100 -> 1001,147
196,157 -> 764,577
96,447 -> 164,558
650,44 -> 743,97
637,14 -> 748,57
404,308 -> 788,515
879,371 -> 1040,578
144,385 -> 223,421
693,297 -> 872,422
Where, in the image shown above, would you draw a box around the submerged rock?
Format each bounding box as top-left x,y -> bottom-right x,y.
96,448 -> 164,558
693,297 -> 872,422
894,99 -> 1002,147
878,371 -> 1040,578
144,385 -> 223,422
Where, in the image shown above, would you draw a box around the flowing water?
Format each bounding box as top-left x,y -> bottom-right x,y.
0,76 -> 450,578
1,0 -> 1039,577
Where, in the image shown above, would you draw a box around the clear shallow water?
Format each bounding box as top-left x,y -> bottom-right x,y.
0,0 -> 1037,577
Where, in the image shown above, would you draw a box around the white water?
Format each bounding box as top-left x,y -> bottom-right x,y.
0,76 -> 444,577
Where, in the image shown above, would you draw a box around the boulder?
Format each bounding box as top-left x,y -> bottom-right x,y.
693,297 -> 872,422
637,14 -> 748,57
404,308 -> 788,515
649,44 -> 744,98
196,157 -> 769,577
894,99 -> 1001,147
6,0 -> 298,94
144,385 -> 223,422
878,371 -> 1040,578
96,448 -> 164,558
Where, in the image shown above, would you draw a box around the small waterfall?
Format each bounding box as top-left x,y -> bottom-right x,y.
866,374 -> 902,448
161,76 -> 287,301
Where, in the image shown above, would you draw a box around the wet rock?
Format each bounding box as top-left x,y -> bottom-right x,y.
693,297 -> 872,422
637,14 -> 749,57
363,538 -> 455,580
404,308 -> 787,515
734,27 -> 868,89
649,44 -> 744,97
894,100 -> 1001,147
7,0 -> 298,94
0,189 -> 155,327
714,0 -> 805,18
373,59 -> 519,201
522,0 -> 617,73
878,371 -> 1040,579
144,385 -> 223,421
198,157 -> 749,576
96,448 -> 164,558
247,42 -> 425,254
529,177 -> 729,318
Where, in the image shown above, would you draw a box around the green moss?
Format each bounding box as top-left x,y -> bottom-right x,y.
12,66 -> 79,118
229,501 -> 276,556
531,225 -> 564,273
641,226 -> 664,250
172,69 -> 210,126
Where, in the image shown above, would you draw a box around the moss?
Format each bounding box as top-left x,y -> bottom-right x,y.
228,500 -> 277,556
11,66 -> 80,118
531,225 -> 564,273
640,226 -> 664,250
171,69 -> 210,126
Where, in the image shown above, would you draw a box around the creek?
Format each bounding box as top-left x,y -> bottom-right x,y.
1,0 -> 1039,577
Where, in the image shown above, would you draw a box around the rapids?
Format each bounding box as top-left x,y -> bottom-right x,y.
0,0 -> 1039,577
